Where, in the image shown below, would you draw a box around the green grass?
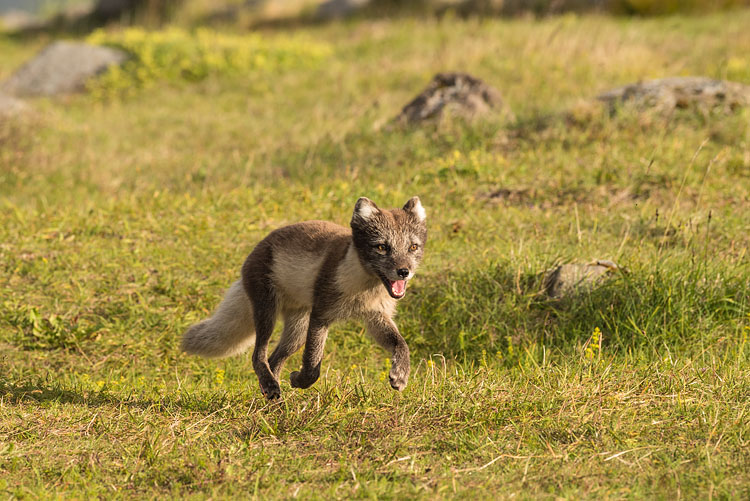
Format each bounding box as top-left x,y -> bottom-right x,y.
1,9 -> 750,499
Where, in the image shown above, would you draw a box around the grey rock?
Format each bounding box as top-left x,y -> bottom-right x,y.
0,93 -> 29,116
93,0 -> 136,19
59,3 -> 98,23
0,3 -> 97,34
544,260 -> 619,299
598,77 -> 750,113
316,0 -> 370,20
0,9 -> 45,32
1,41 -> 128,97
395,72 -> 506,125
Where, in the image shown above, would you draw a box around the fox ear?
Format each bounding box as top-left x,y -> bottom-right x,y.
353,197 -> 380,221
403,196 -> 426,222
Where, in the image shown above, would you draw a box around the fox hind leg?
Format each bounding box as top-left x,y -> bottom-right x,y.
243,250 -> 283,400
250,298 -> 280,399
244,280 -> 281,400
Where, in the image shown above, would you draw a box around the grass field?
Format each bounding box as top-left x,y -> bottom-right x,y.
1,7 -> 750,498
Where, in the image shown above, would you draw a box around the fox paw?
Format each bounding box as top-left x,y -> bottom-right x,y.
259,379 -> 281,400
388,365 -> 409,391
290,370 -> 319,389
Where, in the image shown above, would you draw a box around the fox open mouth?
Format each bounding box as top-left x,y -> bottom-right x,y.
381,277 -> 407,299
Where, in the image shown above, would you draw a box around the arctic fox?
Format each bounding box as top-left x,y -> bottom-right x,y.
181,196 -> 427,399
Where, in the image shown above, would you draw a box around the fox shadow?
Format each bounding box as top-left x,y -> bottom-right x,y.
0,373 -> 241,414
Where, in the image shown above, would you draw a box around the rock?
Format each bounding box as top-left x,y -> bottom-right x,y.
0,9 -> 46,32
0,93 -> 29,116
0,3 -> 97,34
544,260 -> 619,299
1,41 -> 128,97
58,3 -> 98,25
394,72 -> 507,125
92,0 -> 136,20
315,0 -> 370,20
597,77 -> 750,113
91,0 -> 178,23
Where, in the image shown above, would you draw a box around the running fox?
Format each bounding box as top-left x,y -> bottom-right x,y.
181,196 -> 427,399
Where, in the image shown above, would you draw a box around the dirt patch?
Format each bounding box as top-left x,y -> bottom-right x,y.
482,187 -> 533,206
0,93 -> 29,116
480,185 -> 641,209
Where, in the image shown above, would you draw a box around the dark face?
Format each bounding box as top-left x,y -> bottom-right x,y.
350,196 -> 428,299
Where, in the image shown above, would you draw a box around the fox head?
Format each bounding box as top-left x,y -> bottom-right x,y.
350,196 -> 428,299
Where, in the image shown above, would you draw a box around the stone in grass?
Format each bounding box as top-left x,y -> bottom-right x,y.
394,72 -> 507,125
1,41 -> 128,98
597,77 -> 750,114
544,260 -> 620,299
316,0 -> 371,20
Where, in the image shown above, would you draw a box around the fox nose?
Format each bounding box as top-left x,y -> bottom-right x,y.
397,268 -> 409,279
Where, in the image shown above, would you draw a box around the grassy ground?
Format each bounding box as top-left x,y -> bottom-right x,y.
1,8 -> 750,499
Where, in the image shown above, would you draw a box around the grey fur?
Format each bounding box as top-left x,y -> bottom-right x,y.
180,280 -> 256,358
365,312 -> 410,390
181,197 -> 427,399
268,308 -> 309,380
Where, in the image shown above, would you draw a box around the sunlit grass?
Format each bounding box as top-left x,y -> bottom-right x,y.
85,26 -> 331,98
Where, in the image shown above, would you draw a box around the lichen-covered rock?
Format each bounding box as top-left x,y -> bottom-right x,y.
1,41 -> 128,97
544,260 -> 619,299
394,72 -> 506,125
597,77 -> 750,113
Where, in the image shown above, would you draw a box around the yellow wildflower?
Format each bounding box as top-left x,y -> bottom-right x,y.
585,327 -> 601,361
214,368 -> 225,385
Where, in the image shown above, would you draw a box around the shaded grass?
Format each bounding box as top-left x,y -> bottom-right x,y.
1,352 -> 747,498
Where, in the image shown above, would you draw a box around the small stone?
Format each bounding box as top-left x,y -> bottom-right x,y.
597,77 -> 750,113
1,41 -> 128,97
544,260 -> 619,299
394,72 -> 507,125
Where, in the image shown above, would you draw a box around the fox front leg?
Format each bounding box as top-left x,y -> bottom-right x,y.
366,314 -> 410,391
290,316 -> 329,390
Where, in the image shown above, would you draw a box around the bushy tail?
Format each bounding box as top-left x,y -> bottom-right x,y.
181,280 -> 256,358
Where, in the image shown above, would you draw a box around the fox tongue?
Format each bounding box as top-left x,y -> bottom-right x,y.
391,280 -> 406,296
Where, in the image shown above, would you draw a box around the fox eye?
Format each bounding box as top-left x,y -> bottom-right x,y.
376,244 -> 387,253
409,243 -> 419,251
